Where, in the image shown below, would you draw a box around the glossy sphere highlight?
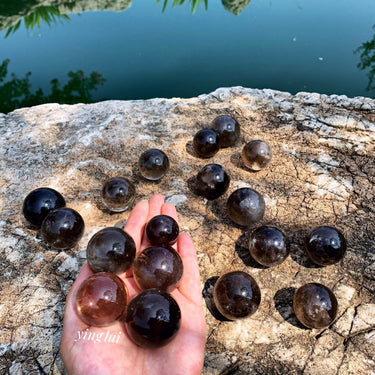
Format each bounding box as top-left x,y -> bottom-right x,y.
211,115 -> 240,147
146,215 -> 179,246
101,177 -> 135,212
305,226 -> 347,266
87,227 -> 136,274
125,289 -> 181,348
133,246 -> 183,291
22,187 -> 66,228
242,140 -> 272,171
293,283 -> 338,329
138,149 -> 170,181
40,207 -> 84,249
76,272 -> 128,326
249,226 -> 290,267
196,164 -> 230,200
227,188 -> 265,226
213,271 -> 261,320
193,128 -> 220,158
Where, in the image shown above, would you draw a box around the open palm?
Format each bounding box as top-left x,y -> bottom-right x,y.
60,194 -> 206,375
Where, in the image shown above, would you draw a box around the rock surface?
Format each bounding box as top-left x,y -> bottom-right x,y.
0,87 -> 374,374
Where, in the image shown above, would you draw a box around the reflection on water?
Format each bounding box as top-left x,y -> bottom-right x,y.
356,26 -> 375,93
0,59 -> 105,113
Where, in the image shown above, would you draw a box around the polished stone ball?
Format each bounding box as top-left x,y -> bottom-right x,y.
211,115 -> 240,147
101,177 -> 135,212
138,149 -> 170,181
76,272 -> 128,327
293,283 -> 338,329
193,128 -> 220,158
87,227 -> 136,274
195,164 -> 230,200
305,226 -> 347,266
146,215 -> 179,246
125,289 -> 181,348
40,207 -> 84,249
22,187 -> 66,228
133,246 -> 183,291
213,271 -> 261,320
227,188 -> 265,226
249,226 -> 290,267
242,140 -> 272,171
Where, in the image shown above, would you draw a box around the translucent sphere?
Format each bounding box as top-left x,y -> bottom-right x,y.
193,128 -> 220,158
138,149 -> 170,181
211,115 -> 240,147
101,177 -> 135,212
146,215 -> 179,246
241,140 -> 272,171
195,164 -> 230,200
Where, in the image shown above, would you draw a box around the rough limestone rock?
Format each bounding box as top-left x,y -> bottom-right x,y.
0,87 -> 374,374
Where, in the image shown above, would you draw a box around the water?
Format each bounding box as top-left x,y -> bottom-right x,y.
1,0 -> 375,113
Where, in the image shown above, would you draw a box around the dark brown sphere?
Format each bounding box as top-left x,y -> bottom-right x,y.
22,187 -> 66,228
76,272 -> 128,327
227,188 -> 265,226
138,149 -> 170,181
211,115 -> 240,147
249,226 -> 290,267
87,227 -> 136,274
146,215 -> 179,246
193,128 -> 220,158
242,140 -> 272,171
101,177 -> 135,212
213,271 -> 261,320
305,226 -> 347,266
40,207 -> 84,249
133,246 -> 183,291
195,164 -> 230,200
293,283 -> 338,329
125,289 -> 181,348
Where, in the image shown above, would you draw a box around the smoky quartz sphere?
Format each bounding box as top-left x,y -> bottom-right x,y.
101,177 -> 135,212
249,226 -> 290,267
133,246 -> 183,291
87,227 -> 136,274
146,215 -> 179,246
193,128 -> 220,158
76,272 -> 128,327
22,187 -> 66,228
211,115 -> 240,147
125,289 -> 181,348
195,164 -> 230,200
227,188 -> 265,226
293,283 -> 338,329
40,207 -> 84,249
242,140 -> 272,171
138,149 -> 170,181
213,271 -> 261,320
305,226 -> 347,266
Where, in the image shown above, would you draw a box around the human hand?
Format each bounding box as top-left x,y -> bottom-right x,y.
60,194 -> 206,375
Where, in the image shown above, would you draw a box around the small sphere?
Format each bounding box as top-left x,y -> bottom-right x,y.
249,226 -> 290,267
40,207 -> 84,249
211,115 -> 240,147
125,289 -> 181,348
195,164 -> 230,200
305,226 -> 347,266
22,187 -> 66,228
138,149 -> 170,181
101,177 -> 135,212
133,246 -> 183,291
242,140 -> 272,171
193,128 -> 220,158
76,272 -> 128,327
146,215 -> 179,246
293,283 -> 338,329
87,227 -> 136,274
227,188 -> 265,226
213,271 -> 261,320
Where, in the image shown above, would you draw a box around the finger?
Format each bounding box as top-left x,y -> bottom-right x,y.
161,202 -> 178,223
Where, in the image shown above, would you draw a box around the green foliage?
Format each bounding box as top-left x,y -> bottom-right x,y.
0,59 -> 106,114
156,0 -> 208,13
356,25 -> 375,93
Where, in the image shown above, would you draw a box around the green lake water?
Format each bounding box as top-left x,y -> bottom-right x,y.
1,0 -> 375,113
